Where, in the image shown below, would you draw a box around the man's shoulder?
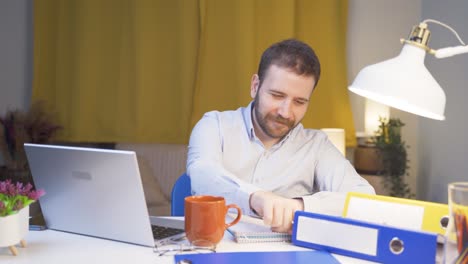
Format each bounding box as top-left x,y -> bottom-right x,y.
202,106 -> 246,123
293,126 -> 328,143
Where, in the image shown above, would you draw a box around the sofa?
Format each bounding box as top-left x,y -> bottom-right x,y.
115,143 -> 188,216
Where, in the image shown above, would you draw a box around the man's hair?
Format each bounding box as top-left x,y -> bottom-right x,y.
257,39 -> 321,88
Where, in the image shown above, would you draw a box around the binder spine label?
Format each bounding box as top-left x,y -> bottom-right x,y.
346,197 -> 425,229
296,216 -> 378,256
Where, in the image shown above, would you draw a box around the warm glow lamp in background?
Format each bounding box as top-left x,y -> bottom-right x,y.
364,100 -> 389,137
353,101 -> 389,175
349,19 -> 468,120
321,128 -> 345,156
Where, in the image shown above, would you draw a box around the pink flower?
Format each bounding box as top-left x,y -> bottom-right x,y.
0,180 -> 45,216
18,182 -> 33,196
0,181 -> 6,193
28,189 -> 46,200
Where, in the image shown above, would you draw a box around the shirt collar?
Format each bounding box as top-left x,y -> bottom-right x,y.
242,101 -> 256,140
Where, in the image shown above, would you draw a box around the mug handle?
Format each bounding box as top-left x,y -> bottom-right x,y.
225,204 -> 242,228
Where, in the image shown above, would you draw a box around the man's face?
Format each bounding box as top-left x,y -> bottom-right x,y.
250,65 -> 316,142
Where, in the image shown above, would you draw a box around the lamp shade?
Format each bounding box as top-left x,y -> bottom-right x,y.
349,44 -> 446,120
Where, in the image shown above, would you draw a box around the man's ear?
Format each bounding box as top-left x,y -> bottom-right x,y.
250,74 -> 260,99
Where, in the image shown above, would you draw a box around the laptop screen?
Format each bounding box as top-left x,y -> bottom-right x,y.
24,143 -> 156,247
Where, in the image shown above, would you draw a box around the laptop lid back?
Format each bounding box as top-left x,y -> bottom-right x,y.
24,143 -> 155,247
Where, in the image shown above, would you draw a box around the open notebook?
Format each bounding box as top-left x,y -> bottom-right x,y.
226,214 -> 291,243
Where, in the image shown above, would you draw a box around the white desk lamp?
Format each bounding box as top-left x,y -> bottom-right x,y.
349,19 -> 468,120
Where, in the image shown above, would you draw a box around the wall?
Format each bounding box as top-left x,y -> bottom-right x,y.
2,0 -> 466,203
0,0 -> 33,165
419,0 -> 468,203
0,0 -> 32,113
347,0 -> 421,196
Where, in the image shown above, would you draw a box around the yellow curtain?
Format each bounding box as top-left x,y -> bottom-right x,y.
34,0 -> 356,146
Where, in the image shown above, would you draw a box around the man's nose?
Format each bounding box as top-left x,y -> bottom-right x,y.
277,100 -> 292,119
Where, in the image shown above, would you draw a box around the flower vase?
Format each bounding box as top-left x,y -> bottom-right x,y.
0,206 -> 29,256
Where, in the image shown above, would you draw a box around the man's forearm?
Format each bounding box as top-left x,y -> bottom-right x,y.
188,161 -> 261,214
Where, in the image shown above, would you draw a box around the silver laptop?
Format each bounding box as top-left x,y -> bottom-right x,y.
24,143 -> 185,247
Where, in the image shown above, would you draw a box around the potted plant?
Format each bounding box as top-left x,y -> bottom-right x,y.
372,117 -> 414,198
0,101 -> 62,184
0,179 -> 45,255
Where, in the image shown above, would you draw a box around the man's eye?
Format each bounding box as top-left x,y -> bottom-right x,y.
295,100 -> 307,105
272,93 -> 284,98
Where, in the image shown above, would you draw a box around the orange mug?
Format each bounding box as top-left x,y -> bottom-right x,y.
184,195 -> 242,245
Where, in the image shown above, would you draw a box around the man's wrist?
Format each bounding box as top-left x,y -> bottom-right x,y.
249,191 -> 259,216
293,197 -> 305,211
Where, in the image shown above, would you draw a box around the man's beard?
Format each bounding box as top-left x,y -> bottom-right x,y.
253,97 -> 296,139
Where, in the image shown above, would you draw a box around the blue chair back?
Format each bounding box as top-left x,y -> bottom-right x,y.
170,173 -> 192,216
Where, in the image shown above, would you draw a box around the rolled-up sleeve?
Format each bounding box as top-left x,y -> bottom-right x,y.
301,136 -> 375,216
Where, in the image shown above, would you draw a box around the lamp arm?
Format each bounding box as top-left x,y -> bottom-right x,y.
421,19 -> 468,59
435,45 -> 468,58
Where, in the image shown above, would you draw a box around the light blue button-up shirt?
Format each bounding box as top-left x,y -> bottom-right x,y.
187,102 -> 375,216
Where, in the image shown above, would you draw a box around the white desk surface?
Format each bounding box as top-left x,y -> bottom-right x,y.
0,217 -> 376,264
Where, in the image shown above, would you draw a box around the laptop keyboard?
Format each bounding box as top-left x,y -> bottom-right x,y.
152,225 -> 185,240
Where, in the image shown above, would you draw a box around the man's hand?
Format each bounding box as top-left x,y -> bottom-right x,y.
249,191 -> 304,233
